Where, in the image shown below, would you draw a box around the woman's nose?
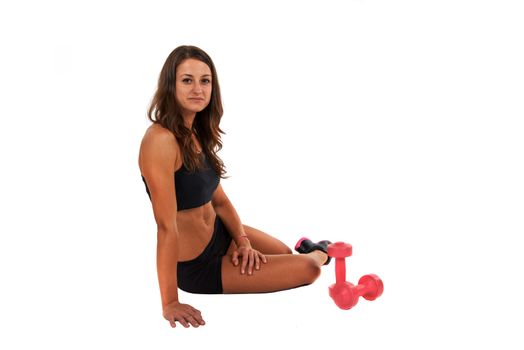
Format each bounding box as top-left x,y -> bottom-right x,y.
192,82 -> 203,93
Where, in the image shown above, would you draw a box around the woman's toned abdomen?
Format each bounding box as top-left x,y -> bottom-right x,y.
176,202 -> 217,262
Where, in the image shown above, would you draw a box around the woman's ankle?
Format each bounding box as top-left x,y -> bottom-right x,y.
310,250 -> 328,266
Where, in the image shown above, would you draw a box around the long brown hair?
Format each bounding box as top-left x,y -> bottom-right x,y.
147,45 -> 228,179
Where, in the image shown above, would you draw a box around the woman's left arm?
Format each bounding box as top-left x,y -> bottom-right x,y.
211,184 -> 267,274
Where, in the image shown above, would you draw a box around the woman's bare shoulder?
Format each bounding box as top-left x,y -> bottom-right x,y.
143,123 -> 173,139
141,123 -> 180,148
139,123 -> 180,174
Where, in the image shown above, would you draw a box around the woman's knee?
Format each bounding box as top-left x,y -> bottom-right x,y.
281,246 -> 293,255
301,257 -> 322,285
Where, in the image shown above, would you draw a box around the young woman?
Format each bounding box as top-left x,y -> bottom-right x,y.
138,45 -> 331,328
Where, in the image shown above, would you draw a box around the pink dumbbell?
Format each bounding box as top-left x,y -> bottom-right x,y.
328,242 -> 384,310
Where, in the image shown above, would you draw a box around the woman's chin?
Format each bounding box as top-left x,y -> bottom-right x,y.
182,107 -> 206,116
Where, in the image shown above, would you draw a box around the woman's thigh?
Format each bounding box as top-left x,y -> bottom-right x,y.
226,224 -> 292,255
221,253 -> 321,294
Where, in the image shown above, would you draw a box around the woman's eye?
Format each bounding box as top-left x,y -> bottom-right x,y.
181,78 -> 210,84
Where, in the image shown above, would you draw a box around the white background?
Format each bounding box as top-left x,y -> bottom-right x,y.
1,0 -> 523,348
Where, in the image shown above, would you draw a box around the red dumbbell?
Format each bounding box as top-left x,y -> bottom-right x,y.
328,242 -> 384,310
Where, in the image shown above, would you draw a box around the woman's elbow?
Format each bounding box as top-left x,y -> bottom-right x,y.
156,221 -> 178,235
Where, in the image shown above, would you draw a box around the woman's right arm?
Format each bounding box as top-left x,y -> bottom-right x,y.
139,129 -> 205,328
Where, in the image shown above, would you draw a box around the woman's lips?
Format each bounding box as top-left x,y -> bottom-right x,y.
189,98 -> 204,103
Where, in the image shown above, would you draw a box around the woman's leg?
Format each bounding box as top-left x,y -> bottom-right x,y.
221,250 -> 328,294
226,224 -> 293,255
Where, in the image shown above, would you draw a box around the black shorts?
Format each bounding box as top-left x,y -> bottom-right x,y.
177,215 -> 232,294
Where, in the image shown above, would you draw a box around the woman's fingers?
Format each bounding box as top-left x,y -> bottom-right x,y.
185,315 -> 201,328
235,247 -> 268,274
236,248 -> 267,274
174,313 -> 201,328
168,305 -> 206,328
241,251 -> 248,274
231,251 -> 239,266
190,306 -> 202,315
190,307 -> 206,325
248,250 -> 255,274
175,314 -> 190,328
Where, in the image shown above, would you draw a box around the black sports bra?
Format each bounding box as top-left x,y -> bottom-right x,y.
141,153 -> 220,211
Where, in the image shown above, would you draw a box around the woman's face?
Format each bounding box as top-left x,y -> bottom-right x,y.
175,58 -> 212,118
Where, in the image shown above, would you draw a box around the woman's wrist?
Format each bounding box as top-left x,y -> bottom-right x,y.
162,300 -> 180,316
235,234 -> 251,248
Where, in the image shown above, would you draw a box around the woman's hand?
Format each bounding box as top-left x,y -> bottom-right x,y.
163,301 -> 206,328
231,245 -> 268,275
